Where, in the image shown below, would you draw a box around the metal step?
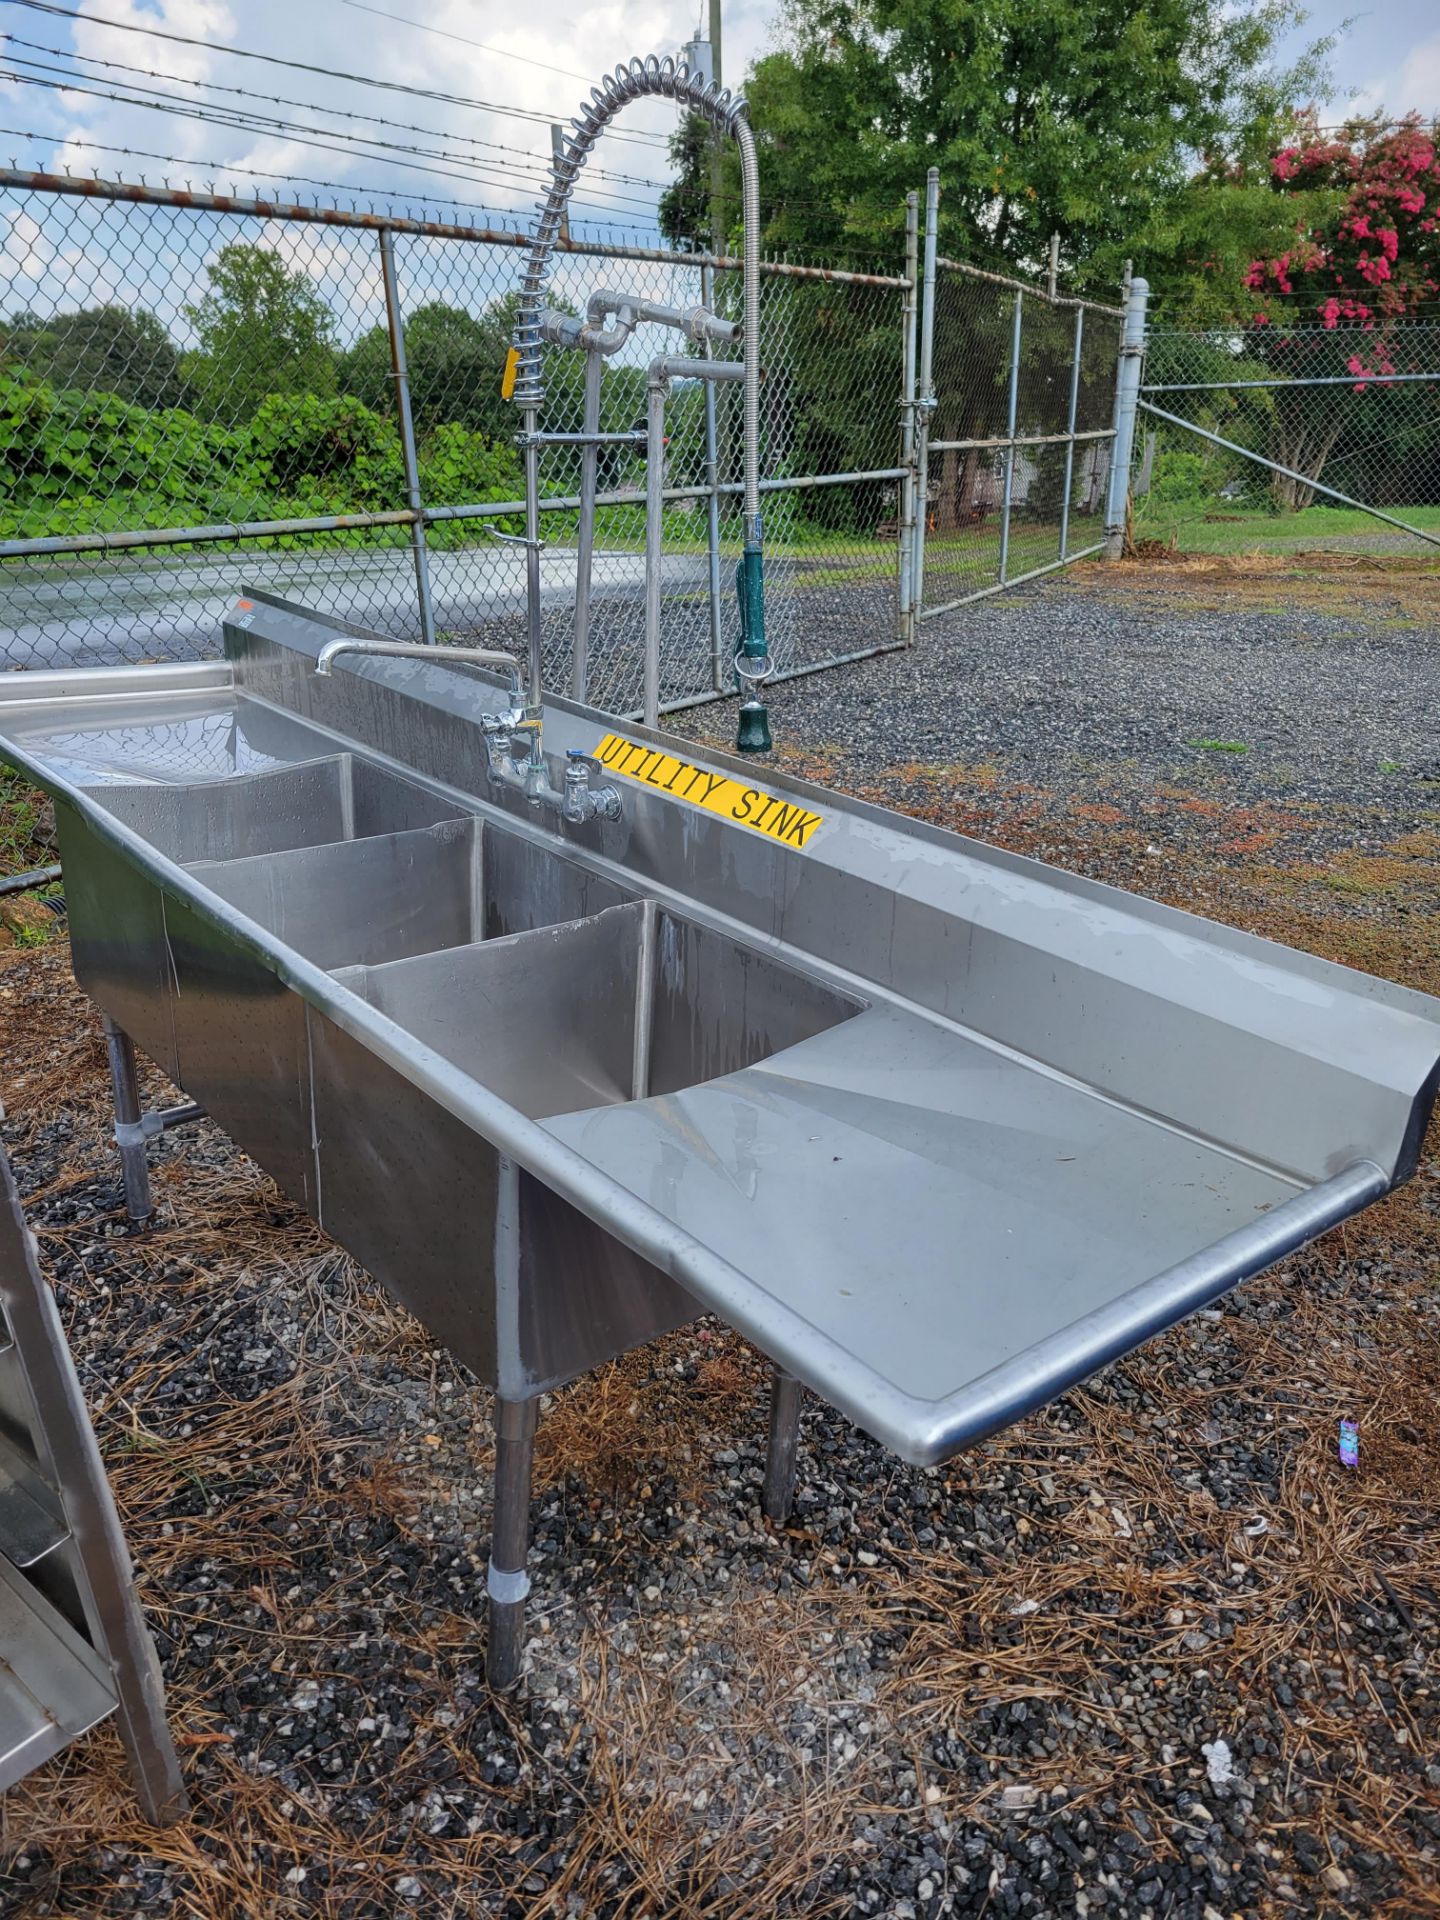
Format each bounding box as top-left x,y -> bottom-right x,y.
0,1429 -> 69,1568
0,1552 -> 115,1794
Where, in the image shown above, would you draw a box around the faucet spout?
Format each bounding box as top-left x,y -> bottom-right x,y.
314,638 -> 522,694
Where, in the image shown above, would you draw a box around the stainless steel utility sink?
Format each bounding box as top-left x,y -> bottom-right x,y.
3,592 -> 1438,1696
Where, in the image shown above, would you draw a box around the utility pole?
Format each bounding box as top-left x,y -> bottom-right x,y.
709,0 -> 724,250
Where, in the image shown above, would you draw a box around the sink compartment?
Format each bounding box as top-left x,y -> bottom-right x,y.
334,900 -> 863,1120
83,753 -> 462,865
183,812 -> 634,973
187,819 -> 483,972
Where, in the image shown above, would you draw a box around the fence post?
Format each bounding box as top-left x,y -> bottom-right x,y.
1104,274 -> 1149,560
701,261 -> 727,689
377,227 -> 436,645
1058,305 -> 1085,562
912,166 -> 940,618
997,290 -> 1023,586
897,190 -> 919,645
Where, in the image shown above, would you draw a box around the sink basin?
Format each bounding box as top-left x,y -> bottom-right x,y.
183,792 -> 633,973
84,754 -> 458,864
333,900 -> 863,1120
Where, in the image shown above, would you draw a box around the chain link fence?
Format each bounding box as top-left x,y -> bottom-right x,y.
918,261 -> 1122,617
1134,317 -> 1440,555
0,173 -> 911,710
1,170 -> 1129,707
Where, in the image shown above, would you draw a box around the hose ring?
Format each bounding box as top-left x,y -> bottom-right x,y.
734,650 -> 775,685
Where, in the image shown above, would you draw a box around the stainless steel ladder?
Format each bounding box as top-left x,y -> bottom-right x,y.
0,1139 -> 186,1823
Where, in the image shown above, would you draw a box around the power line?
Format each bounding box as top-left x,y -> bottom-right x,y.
3,38 -> 674,190
4,0 -> 674,149
2,56 -> 888,228
336,0 -> 597,85
1,69 -> 666,218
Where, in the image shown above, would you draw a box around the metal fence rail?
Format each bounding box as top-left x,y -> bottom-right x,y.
1130,314 -> 1440,556
915,250 -> 1123,619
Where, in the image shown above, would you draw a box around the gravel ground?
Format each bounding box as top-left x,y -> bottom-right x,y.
2,556 -> 1439,1919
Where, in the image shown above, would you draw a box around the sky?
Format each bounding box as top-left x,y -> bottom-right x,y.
1,0 -> 1439,237
0,0 -> 1437,341
1275,0 -> 1440,123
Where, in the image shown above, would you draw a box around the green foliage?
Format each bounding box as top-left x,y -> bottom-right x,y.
1148,447 -> 1228,505
2,305 -> 190,410
0,357 -> 526,546
185,243 -> 337,422
659,115 -> 721,252
247,391 -> 403,503
689,0 -> 1331,290
0,366 -> 243,536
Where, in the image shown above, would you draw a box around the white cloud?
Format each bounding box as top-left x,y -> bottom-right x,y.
1395,30 -> 1440,114
3,0 -> 784,231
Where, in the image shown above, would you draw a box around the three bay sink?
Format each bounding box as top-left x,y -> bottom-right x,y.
62,747 -> 863,1387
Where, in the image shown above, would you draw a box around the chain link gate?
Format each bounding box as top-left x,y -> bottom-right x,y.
912,229 -> 1124,620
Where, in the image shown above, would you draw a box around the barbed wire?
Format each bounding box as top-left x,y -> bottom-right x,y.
3,37 -> 675,191
2,70 -> 665,220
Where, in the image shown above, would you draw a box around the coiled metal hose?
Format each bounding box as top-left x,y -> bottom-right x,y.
514,54 -> 759,528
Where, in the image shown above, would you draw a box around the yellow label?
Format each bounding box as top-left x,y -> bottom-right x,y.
501,345 -> 520,399
593,734 -> 825,849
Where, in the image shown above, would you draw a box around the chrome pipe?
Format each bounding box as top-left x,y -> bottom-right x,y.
571,347 -> 604,702
644,374 -> 667,730
587,287 -> 742,343
512,55 -> 766,719
762,1369 -> 804,1524
644,358 -> 746,729
1059,306 -> 1085,562
912,167 -> 940,615
315,637 -> 521,685
898,190 -> 919,645
700,263 -> 726,692
998,290 -> 1023,586
102,1015 -> 152,1223
1105,276 -> 1151,558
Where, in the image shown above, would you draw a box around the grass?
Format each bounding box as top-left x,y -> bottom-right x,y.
1188,738 -> 1249,754
0,764 -> 54,880
1132,499 -> 1440,556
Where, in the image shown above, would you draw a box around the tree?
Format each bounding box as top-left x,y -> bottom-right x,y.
1228,114 -> 1440,506
340,299 -> 516,440
659,115 -> 719,252
184,244 -> 336,422
690,0 -> 1329,288
1,305 -> 189,410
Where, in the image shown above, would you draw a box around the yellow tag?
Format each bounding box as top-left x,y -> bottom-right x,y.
593,734 -> 825,849
501,345 -> 520,400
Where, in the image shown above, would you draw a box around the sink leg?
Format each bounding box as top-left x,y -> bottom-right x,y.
762,1368 -> 804,1526
486,1393 -> 538,1691
101,1016 -> 153,1223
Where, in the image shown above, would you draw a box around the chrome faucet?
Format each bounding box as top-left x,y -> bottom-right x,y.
313,638 -> 622,825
